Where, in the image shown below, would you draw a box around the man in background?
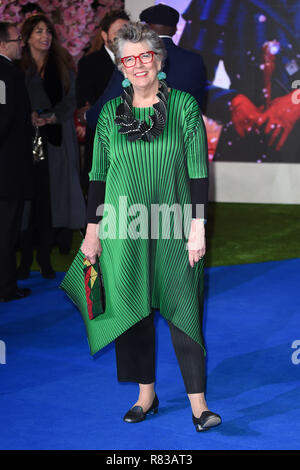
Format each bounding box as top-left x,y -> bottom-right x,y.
0,22 -> 33,302
76,9 -> 129,191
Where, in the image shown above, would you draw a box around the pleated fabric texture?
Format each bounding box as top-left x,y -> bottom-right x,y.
63,89 -> 208,356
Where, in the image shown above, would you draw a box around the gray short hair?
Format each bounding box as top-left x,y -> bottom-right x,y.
112,21 -> 167,72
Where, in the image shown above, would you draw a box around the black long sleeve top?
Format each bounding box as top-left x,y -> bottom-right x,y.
86,178 -> 208,224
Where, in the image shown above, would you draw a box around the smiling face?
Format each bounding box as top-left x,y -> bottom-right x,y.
27,21 -> 52,54
121,40 -> 162,92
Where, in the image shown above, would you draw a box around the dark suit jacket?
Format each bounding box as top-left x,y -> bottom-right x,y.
0,55 -> 33,200
76,46 -> 115,108
76,47 -> 115,189
86,37 -> 206,128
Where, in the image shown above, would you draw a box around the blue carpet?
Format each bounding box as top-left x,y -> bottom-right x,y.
0,259 -> 299,450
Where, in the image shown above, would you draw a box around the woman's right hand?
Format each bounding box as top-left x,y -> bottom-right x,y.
81,223 -> 102,265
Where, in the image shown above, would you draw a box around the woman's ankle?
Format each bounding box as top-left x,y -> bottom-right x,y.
188,392 -> 209,418
137,383 -> 155,403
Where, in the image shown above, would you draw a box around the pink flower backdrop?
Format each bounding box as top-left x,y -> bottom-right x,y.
0,0 -> 123,59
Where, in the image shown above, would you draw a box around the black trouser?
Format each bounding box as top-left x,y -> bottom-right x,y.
0,198 -> 24,298
115,311 -> 206,394
19,159 -> 53,268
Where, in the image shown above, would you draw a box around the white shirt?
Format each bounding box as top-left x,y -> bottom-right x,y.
104,45 -> 115,64
0,53 -> 12,62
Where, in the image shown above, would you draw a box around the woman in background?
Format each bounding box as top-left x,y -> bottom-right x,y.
18,14 -> 85,279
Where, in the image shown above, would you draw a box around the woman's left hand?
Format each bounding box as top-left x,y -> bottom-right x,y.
187,219 -> 206,268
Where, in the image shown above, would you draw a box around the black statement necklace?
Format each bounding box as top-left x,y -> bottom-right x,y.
114,80 -> 169,142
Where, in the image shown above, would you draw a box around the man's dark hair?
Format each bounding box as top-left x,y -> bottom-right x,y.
0,22 -> 15,43
99,9 -> 130,33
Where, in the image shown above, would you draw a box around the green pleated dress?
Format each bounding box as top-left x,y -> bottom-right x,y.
86,88 -> 208,355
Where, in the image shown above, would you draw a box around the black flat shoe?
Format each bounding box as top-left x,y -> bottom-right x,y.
0,288 -> 31,302
123,394 -> 159,423
193,411 -> 222,432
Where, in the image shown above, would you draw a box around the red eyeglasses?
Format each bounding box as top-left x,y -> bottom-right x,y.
121,51 -> 156,68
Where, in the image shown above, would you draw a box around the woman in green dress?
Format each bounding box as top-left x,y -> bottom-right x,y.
81,22 -> 221,432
